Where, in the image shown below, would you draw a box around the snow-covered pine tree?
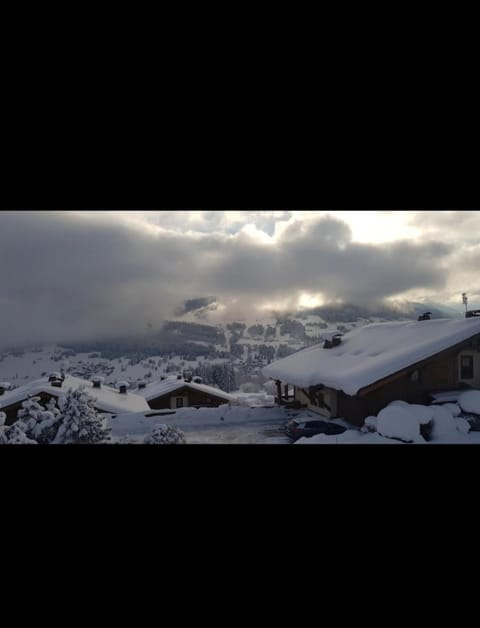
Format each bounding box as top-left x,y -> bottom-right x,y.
225,363 -> 237,393
0,412 -> 37,445
217,363 -> 237,393
53,386 -> 111,445
46,396 -> 61,418
3,423 -> 37,444
144,424 -> 186,444
17,396 -> 47,440
0,412 -> 7,444
33,397 -> 63,444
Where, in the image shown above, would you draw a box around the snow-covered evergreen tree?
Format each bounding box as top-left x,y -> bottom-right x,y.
33,397 -> 63,444
46,397 -> 60,418
3,423 -> 37,444
224,363 -> 237,393
0,412 -> 7,444
16,396 -> 46,440
53,386 -> 111,444
193,362 -> 237,392
144,424 -> 186,444
0,412 -> 37,445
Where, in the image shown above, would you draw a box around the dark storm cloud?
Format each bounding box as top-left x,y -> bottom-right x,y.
0,211 -> 197,348
0,211 -> 453,349
197,216 -> 451,305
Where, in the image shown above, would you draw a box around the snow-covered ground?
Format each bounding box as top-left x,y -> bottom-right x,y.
107,390 -> 480,445
3,342 -> 480,445
4,388 -> 480,444
296,395 -> 480,445
109,404 -> 293,444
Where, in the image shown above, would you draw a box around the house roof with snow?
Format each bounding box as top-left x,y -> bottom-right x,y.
0,375 -> 150,414
263,317 -> 480,396
137,378 -> 232,403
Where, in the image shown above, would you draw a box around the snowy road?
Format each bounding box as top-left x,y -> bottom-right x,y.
183,418 -> 292,444
109,405 -> 296,445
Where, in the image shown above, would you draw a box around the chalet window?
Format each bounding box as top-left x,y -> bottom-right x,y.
460,355 -> 474,380
176,397 -> 184,408
410,370 -> 420,383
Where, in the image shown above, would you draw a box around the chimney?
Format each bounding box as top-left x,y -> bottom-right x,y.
49,372 -> 63,387
118,381 -> 129,394
92,376 -> 104,389
324,334 -> 342,349
418,312 -> 432,321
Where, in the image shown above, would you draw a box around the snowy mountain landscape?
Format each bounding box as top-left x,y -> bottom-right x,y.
2,209 -> 480,445
0,305 -> 449,395
2,304 -> 479,445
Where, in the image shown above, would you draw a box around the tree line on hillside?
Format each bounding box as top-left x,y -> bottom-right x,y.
190,362 -> 237,393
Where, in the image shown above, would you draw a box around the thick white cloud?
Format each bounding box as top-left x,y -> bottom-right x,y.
0,209 -> 474,348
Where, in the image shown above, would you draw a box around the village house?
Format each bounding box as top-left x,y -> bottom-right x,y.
0,373 -> 150,425
136,376 -> 232,410
263,316 -> 480,426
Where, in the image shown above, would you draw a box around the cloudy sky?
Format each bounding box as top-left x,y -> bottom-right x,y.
0,209 -> 478,348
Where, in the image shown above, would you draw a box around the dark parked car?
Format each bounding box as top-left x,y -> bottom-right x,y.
285,418 -> 347,441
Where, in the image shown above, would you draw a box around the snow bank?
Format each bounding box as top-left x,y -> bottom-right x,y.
455,417 -> 471,435
366,400 -> 470,444
387,400 -> 409,409
441,403 -> 461,417
401,404 -> 434,425
296,430 -> 400,444
429,405 -> 458,440
458,390 -> 480,415
376,406 -> 425,443
364,416 -> 378,432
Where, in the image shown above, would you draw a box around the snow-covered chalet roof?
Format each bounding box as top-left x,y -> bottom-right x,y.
137,378 -> 232,403
0,375 -> 150,414
263,317 -> 480,396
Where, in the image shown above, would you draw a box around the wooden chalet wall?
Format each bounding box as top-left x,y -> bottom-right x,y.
147,386 -> 229,410
338,338 -> 480,425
